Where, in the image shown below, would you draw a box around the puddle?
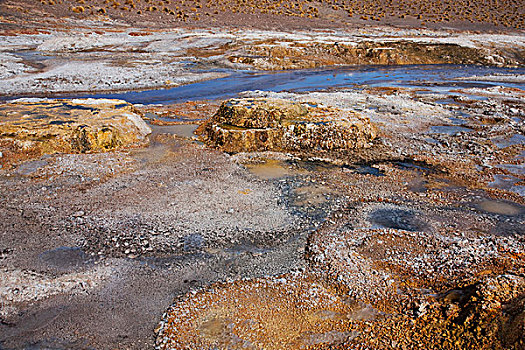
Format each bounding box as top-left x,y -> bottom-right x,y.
497,164 -> 525,176
49,120 -> 75,125
346,165 -> 384,177
477,200 -> 524,216
144,112 -> 200,123
183,233 -> 204,252
441,288 -> 471,304
347,303 -> 379,321
198,316 -> 232,338
429,125 -> 473,135
489,174 -> 525,196
510,186 -> 524,196
245,158 -> 341,180
407,176 -> 428,193
143,112 -> 158,119
245,159 -> 295,180
155,115 -> 200,123
368,208 -> 428,232
62,103 -> 97,112
448,116 -> 469,125
130,141 -> 175,165
38,247 -> 92,272
1,305 -> 75,347
433,97 -> 458,105
13,50 -> 56,62
424,137 -> 441,145
395,161 -> 436,173
224,244 -> 272,256
293,185 -> 334,206
493,134 -> 525,149
308,309 -> 347,322
150,124 -> 199,138
293,160 -> 341,173
197,316 -> 251,347
15,159 -> 48,176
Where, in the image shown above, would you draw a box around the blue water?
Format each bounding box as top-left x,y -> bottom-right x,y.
13,50 -> 56,62
76,64 -> 525,105
4,64 -> 523,105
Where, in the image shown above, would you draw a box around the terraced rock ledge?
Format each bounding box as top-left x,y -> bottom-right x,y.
198,98 -> 378,162
0,98 -> 151,168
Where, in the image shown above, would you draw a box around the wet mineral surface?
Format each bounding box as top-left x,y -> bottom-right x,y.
0,9 -> 524,350
1,75 -> 523,348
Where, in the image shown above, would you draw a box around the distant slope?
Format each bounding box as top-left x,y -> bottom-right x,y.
0,0 -> 524,31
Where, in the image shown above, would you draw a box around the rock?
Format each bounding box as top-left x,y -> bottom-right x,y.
0,98 -> 151,161
72,210 -> 85,218
198,98 -> 377,161
236,41 -> 508,70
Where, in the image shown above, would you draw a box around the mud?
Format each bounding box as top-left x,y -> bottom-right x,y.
198,98 -> 377,160
0,99 -> 151,169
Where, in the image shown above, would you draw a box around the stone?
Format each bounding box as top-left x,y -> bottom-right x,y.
198,98 -> 377,161
239,41 -> 506,70
0,98 -> 151,163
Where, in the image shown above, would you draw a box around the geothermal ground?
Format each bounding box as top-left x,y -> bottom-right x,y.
0,1 -> 524,349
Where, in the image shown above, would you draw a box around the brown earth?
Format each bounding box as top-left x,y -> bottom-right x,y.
0,1 -> 524,346
0,0 -> 524,31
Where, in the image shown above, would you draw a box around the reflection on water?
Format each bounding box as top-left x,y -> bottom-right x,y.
478,200 -> 523,216
13,50 -> 56,62
245,159 -> 296,180
149,123 -> 199,138
75,65 -> 525,105
489,174 -> 525,196
497,164 -> 525,176
368,207 -> 429,232
493,134 -> 525,149
429,125 -> 473,135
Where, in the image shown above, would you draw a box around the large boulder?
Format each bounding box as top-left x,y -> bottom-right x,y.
0,98 -> 151,164
198,98 -> 377,160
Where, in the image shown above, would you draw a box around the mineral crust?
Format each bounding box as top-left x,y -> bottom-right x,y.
198,98 -> 377,161
0,98 -> 151,166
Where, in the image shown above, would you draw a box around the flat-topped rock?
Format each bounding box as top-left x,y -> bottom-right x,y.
0,98 -> 151,165
198,98 -> 377,160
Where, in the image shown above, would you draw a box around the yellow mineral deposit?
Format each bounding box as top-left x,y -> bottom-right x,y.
198,98 -> 377,161
0,99 -> 151,167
